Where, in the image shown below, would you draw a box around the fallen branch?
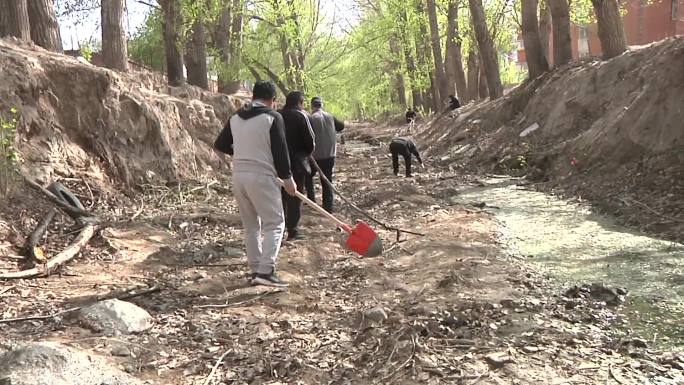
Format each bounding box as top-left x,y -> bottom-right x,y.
0,224 -> 96,280
609,365 -> 628,385
24,179 -> 97,221
624,197 -> 684,224
0,285 -> 161,324
25,208 -> 56,263
202,349 -> 232,385
193,290 -> 285,309
0,285 -> 15,296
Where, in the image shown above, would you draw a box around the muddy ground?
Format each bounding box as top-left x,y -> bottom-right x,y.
0,129 -> 682,385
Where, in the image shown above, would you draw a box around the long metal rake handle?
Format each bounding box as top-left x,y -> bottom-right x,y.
309,157 -> 425,239
277,178 -> 352,232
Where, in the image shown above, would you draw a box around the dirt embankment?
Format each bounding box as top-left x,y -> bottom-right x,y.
0,38 -> 243,189
419,37 -> 684,242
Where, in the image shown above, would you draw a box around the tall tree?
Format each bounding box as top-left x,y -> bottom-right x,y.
591,0 -> 627,59
539,0 -> 551,64
389,37 -> 408,110
548,0 -> 572,66
521,0 -> 548,78
478,63 -> 489,99
445,0 -> 467,100
466,50 -> 479,101
160,0 -> 185,86
415,2 -> 439,111
468,0 -> 502,98
27,0 -> 63,52
228,0 -> 244,92
185,21 -> 208,89
215,2 -> 233,92
426,0 -> 449,104
101,0 -> 128,71
0,0 -> 30,40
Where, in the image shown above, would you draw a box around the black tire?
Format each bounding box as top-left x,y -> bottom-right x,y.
47,182 -> 86,210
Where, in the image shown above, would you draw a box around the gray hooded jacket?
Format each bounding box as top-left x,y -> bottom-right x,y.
310,109 -> 345,160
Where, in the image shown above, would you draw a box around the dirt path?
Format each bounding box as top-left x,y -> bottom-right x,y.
0,128 -> 682,384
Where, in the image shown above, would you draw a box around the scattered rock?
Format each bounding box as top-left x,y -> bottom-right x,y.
485,352 -> 514,369
564,283 -> 626,306
0,342 -> 142,385
110,346 -> 132,357
363,307 -> 388,323
522,346 -> 540,353
79,299 -> 153,335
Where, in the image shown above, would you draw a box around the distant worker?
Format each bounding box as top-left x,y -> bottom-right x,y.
306,96 -> 345,213
448,95 -> 461,111
279,91 -> 316,241
213,80 -> 295,287
389,137 -> 424,177
405,108 -> 417,124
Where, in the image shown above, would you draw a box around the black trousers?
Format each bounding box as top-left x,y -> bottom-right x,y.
282,169 -> 307,233
389,143 -> 412,177
305,157 -> 335,212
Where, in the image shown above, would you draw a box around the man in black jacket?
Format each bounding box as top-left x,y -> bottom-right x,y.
279,91 -> 316,240
213,81 -> 295,287
389,137 -> 424,177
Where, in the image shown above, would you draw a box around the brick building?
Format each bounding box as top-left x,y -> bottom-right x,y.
517,0 -> 684,67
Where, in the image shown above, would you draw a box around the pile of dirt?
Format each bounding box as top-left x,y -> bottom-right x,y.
0,37 -> 244,189
419,37 -> 684,241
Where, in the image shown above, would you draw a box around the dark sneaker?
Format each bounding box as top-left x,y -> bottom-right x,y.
247,273 -> 257,284
251,273 -> 289,287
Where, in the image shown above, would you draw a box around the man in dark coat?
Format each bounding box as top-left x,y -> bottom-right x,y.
278,91 -> 315,241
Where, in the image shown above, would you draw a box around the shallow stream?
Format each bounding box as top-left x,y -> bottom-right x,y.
453,177 -> 684,346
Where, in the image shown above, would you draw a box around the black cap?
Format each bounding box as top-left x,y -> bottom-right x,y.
311,96 -> 323,107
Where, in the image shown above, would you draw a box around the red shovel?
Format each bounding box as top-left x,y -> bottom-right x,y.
279,179 -> 383,257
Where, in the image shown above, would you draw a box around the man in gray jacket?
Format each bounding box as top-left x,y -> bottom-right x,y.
214,81 -> 296,287
305,96 -> 344,213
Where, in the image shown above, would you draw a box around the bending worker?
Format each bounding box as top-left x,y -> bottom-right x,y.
389,137 -> 424,177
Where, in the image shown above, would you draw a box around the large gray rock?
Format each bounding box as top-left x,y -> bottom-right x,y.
0,342 -> 142,385
78,299 -> 153,334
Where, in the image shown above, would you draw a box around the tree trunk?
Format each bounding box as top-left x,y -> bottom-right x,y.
478,63 -> 489,99
160,0 -> 185,86
468,0 -> 503,98
466,50 -> 479,102
591,0 -> 627,59
225,0 -> 244,93
185,22 -> 208,89
548,0 -> 572,66
539,0 -> 552,64
101,0 -> 128,71
521,0 -> 549,78
403,43 -> 423,111
415,4 -> 440,111
27,0 -> 62,52
0,0 -> 31,40
445,0 -> 468,100
215,3 -> 232,92
389,38 -> 408,110
429,74 -> 440,112
426,0 -> 449,105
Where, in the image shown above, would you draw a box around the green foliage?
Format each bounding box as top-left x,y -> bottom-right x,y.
0,107 -> 20,198
80,41 -> 93,62
128,0 -> 546,118
128,9 -> 166,72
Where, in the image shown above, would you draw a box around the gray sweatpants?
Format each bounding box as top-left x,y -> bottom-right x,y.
232,172 -> 285,275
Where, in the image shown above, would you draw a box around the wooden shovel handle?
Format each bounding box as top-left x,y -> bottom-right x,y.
277,178 -> 352,232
